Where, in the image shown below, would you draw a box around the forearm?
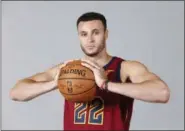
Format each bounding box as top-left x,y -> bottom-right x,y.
10,79 -> 57,101
108,80 -> 170,103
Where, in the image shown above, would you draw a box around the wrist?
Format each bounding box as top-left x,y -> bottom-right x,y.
100,80 -> 109,91
41,81 -> 57,91
50,80 -> 58,90
106,81 -> 111,91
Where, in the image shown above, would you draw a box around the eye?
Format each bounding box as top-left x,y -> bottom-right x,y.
81,33 -> 87,37
94,31 -> 99,35
95,31 -> 99,35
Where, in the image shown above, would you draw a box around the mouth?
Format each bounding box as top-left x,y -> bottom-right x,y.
86,46 -> 95,49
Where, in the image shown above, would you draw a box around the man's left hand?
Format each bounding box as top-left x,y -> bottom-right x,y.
81,58 -> 108,89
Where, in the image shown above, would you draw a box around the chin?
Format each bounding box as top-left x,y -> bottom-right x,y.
85,51 -> 99,57
81,46 -> 99,57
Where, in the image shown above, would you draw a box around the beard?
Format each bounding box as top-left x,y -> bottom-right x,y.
80,41 -> 106,57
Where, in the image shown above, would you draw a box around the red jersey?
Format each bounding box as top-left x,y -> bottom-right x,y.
63,56 -> 134,130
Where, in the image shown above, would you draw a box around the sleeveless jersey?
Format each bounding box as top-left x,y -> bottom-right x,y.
63,56 -> 134,130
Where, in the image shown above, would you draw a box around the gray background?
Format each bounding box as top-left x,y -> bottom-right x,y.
0,1 -> 2,130
2,1 -> 184,130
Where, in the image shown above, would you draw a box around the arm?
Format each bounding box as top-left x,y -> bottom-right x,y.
107,61 -> 170,103
9,63 -> 63,102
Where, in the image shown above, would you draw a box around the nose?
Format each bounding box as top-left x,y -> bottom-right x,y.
88,35 -> 94,43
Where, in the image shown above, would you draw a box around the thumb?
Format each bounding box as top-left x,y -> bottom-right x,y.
54,65 -> 63,81
54,59 -> 80,81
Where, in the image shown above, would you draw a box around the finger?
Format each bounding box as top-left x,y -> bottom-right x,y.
64,59 -> 77,64
54,66 -> 61,80
56,60 -> 74,78
81,58 -> 100,70
81,62 -> 95,72
56,70 -> 61,80
59,59 -> 79,68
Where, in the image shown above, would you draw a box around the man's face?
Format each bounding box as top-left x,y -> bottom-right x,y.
77,20 -> 108,57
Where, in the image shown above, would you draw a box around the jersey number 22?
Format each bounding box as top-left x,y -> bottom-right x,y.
74,97 -> 104,125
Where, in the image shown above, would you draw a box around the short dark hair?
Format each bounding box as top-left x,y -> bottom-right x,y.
76,12 -> 107,31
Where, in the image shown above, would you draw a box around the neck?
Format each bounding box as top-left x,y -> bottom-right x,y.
84,48 -> 112,67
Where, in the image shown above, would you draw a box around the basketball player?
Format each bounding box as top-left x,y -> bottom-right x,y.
10,12 -> 170,130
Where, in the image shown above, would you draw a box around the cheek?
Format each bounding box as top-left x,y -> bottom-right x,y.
79,38 -> 87,45
95,35 -> 104,42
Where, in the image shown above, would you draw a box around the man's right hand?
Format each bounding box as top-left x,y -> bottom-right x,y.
53,59 -> 78,88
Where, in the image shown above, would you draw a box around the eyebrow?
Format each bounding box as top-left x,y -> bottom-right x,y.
79,28 -> 100,34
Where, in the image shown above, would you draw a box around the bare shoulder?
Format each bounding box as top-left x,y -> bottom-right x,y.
121,60 -> 148,75
121,60 -> 160,83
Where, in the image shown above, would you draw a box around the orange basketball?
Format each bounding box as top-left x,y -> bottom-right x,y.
58,60 -> 96,102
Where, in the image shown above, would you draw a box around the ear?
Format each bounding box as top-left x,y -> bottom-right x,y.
105,29 -> 108,40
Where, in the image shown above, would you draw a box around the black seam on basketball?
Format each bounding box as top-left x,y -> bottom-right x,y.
60,83 -> 96,95
58,78 -> 95,81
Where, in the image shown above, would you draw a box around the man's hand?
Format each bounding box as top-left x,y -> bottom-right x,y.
81,58 -> 108,89
54,59 -> 79,88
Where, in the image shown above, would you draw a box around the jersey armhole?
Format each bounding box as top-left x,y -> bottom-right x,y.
116,59 -> 131,83
116,59 -> 124,82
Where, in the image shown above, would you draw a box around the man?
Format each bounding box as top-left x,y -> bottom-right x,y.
10,12 -> 170,130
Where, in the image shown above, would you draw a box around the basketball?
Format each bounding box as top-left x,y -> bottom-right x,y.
58,60 -> 96,102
